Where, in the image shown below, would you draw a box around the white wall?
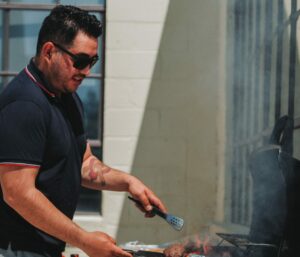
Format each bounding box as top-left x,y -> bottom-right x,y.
103,0 -> 171,238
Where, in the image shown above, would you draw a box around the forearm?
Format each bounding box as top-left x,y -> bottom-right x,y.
81,155 -> 167,214
81,155 -> 133,191
4,186 -> 87,249
81,144 -> 167,214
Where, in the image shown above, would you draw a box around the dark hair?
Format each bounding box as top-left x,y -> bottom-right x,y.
36,5 -> 102,55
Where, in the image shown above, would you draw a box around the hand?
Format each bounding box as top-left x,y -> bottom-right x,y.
81,231 -> 132,257
127,176 -> 167,217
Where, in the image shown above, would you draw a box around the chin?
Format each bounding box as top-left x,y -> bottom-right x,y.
67,88 -> 78,93
66,83 -> 81,93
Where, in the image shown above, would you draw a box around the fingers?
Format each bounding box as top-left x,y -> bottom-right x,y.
144,211 -> 155,218
145,190 -> 167,213
137,192 -> 152,212
130,191 -> 167,218
134,201 -> 148,213
111,245 -> 133,257
128,176 -> 167,214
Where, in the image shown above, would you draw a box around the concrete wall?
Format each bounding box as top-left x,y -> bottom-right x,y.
101,0 -> 227,245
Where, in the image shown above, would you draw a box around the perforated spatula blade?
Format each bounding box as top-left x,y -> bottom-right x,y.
163,212 -> 184,231
128,196 -> 184,231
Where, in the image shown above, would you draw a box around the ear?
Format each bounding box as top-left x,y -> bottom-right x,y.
40,42 -> 55,61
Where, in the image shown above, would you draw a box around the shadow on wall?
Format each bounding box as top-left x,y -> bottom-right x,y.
116,0 -> 225,244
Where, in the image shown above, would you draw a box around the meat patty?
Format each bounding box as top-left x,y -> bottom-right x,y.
163,243 -> 185,257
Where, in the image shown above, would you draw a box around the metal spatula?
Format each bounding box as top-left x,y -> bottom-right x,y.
128,196 -> 184,231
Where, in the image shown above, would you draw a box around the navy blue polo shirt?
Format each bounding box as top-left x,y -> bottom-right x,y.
0,60 -> 87,255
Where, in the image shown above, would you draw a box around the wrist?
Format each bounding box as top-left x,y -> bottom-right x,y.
125,174 -> 138,192
67,225 -> 89,250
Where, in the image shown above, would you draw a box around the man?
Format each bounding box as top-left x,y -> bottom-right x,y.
0,5 -> 166,257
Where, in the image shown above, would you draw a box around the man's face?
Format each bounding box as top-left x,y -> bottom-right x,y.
49,31 -> 99,94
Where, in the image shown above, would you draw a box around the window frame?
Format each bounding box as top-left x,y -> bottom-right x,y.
226,0 -> 300,227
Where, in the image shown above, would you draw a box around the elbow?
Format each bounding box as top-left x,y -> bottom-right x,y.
2,185 -> 18,207
2,184 -> 30,209
0,167 -> 38,209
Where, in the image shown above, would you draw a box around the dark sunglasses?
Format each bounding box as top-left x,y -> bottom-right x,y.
52,42 -> 99,70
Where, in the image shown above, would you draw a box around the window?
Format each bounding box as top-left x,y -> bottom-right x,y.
0,0 -> 106,213
226,0 -> 300,226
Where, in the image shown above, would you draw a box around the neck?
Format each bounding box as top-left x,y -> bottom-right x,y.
32,56 -> 62,98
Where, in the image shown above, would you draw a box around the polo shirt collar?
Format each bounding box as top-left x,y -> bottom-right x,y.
26,58 -> 57,98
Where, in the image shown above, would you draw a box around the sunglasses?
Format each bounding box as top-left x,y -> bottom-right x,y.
52,42 -> 99,70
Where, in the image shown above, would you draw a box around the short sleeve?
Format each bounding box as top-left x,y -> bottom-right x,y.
0,101 -> 47,167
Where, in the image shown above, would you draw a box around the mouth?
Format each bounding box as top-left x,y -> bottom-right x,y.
73,77 -> 83,83
73,75 -> 85,83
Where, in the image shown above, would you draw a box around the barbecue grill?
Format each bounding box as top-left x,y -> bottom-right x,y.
121,116 -> 299,257
179,116 -> 300,257
160,116 -> 299,257
191,116 -> 300,257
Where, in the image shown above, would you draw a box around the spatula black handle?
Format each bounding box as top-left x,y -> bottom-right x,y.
127,196 -> 167,218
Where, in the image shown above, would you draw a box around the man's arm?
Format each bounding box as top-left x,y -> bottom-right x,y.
0,165 -> 131,257
81,143 -> 167,214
